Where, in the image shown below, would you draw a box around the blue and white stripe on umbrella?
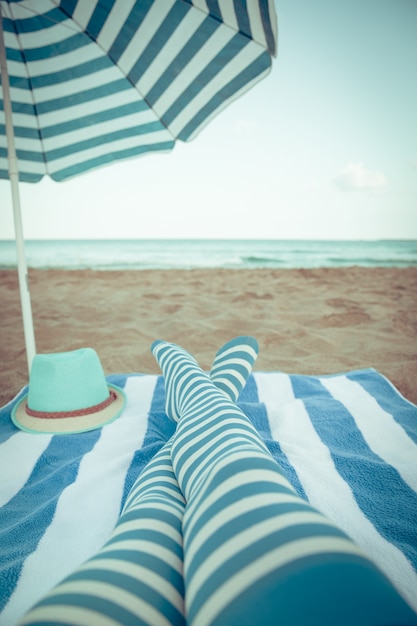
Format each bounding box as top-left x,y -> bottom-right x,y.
0,0 -> 277,182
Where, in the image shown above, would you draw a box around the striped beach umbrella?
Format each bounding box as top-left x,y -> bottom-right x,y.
0,1 -> 277,370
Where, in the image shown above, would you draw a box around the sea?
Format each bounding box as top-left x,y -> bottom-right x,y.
0,239 -> 416,270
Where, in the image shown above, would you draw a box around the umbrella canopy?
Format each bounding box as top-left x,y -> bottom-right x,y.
0,0 -> 277,369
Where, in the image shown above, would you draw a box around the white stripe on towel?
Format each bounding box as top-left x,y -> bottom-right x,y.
320,375 -> 417,492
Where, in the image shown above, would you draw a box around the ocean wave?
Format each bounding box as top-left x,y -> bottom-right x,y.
1,240 -> 416,270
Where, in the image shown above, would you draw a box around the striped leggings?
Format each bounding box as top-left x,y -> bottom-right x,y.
19,338 -> 417,625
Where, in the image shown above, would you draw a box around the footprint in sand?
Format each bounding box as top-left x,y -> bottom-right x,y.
321,311 -> 371,327
392,310 -> 417,337
325,298 -> 359,309
322,298 -> 371,327
233,291 -> 273,302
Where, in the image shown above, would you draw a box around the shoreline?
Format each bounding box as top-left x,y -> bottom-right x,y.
1,267 -> 416,406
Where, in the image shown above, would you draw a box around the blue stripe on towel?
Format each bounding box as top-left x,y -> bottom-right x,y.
0,390 -> 27,444
347,370 -> 417,443
0,432 -> 100,611
106,373 -> 128,389
291,375 -> 417,573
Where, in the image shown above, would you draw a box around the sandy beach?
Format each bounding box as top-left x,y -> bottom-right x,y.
1,267 -> 416,406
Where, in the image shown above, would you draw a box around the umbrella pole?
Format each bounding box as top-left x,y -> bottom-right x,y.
0,8 -> 36,373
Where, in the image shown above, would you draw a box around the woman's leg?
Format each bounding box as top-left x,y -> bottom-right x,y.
18,441 -> 186,626
152,337 -> 417,626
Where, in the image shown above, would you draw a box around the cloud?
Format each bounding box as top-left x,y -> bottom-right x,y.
332,162 -> 387,191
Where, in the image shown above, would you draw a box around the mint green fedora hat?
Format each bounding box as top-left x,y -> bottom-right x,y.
11,348 -> 126,434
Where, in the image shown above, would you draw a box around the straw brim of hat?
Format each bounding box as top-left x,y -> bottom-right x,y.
11,383 -> 126,435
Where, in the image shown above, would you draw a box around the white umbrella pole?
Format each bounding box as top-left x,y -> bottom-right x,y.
0,8 -> 36,373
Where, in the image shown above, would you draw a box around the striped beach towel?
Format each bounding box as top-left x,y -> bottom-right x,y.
1,368 -> 416,624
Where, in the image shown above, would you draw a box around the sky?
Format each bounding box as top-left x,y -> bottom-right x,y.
1,0 -> 416,240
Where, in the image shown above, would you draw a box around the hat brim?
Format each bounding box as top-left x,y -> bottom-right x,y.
11,383 -> 126,435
